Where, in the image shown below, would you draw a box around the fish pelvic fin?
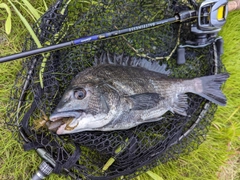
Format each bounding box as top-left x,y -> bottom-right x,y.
193,73 -> 229,106
173,94 -> 188,116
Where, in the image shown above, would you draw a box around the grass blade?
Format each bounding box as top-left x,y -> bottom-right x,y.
7,0 -> 42,48
7,0 -> 45,89
39,0 -> 73,88
146,171 -> 164,180
42,0 -> 48,11
21,0 -> 41,20
0,3 -> 12,34
14,1 -> 38,22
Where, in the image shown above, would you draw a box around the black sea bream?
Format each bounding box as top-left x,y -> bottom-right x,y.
48,53 -> 229,134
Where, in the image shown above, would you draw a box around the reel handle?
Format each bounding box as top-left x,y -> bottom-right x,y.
228,0 -> 240,11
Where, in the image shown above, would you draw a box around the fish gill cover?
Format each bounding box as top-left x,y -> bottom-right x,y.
5,0 -> 226,179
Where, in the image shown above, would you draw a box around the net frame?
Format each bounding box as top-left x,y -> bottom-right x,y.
5,0 -> 226,179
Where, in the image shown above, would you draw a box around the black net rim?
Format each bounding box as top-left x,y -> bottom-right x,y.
5,0 -> 227,179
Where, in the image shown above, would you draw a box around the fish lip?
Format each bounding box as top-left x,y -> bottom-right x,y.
49,110 -> 83,121
48,110 -> 83,133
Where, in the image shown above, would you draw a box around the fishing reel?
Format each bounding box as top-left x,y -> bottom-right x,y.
177,0 -> 228,64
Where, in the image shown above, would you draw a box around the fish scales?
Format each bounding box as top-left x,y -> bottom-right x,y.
48,53 -> 229,134
94,65 -> 168,94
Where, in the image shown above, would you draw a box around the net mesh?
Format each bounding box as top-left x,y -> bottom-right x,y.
6,0 -> 226,179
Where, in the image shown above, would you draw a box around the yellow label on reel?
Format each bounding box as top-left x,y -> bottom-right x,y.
217,5 -> 226,21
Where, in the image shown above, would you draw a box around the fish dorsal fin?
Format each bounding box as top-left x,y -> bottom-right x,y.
94,52 -> 170,75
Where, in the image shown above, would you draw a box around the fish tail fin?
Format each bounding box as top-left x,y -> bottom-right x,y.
194,73 -> 229,106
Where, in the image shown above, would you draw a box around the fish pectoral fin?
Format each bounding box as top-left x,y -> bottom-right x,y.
173,94 -> 189,116
127,93 -> 163,110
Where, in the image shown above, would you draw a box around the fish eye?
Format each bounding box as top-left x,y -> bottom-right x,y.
74,88 -> 86,100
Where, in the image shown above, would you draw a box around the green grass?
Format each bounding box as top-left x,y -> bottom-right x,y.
0,1 -> 240,180
143,11 -> 240,180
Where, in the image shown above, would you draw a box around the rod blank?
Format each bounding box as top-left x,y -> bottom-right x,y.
0,17 -> 177,63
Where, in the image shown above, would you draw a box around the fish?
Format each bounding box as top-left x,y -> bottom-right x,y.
48,53 -> 229,134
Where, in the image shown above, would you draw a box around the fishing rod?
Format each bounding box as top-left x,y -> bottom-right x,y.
1,0 -> 236,63
0,16 -> 185,63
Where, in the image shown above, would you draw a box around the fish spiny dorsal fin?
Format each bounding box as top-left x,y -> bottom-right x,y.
94,52 -> 170,75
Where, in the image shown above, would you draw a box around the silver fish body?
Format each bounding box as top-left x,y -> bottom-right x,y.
48,53 -> 229,134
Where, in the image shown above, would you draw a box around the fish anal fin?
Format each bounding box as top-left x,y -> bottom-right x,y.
173,94 -> 189,116
127,93 -> 163,110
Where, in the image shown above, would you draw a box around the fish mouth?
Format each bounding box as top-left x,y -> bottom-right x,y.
47,110 -> 83,133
